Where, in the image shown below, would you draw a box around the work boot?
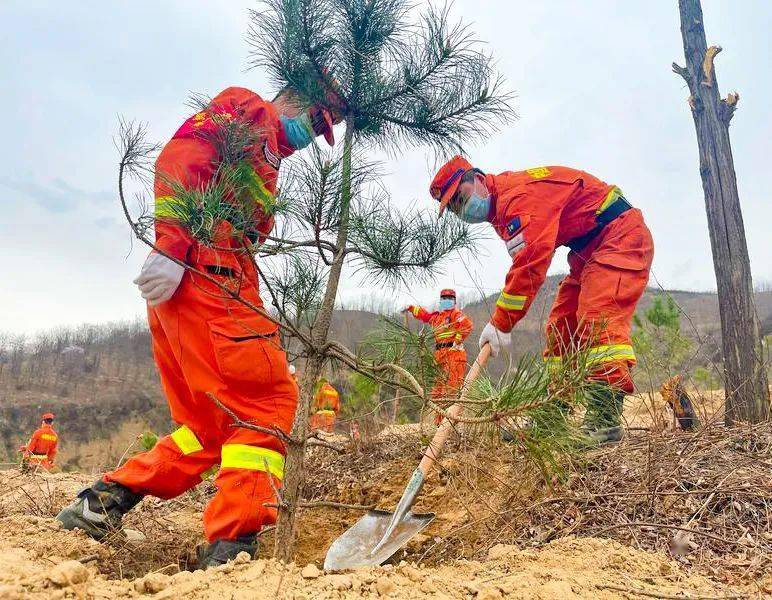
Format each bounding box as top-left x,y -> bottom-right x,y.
197,535 -> 259,569
580,386 -> 625,446
56,480 -> 143,540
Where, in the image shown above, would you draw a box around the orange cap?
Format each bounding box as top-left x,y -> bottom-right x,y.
430,155 -> 473,216
440,289 -> 456,299
310,105 -> 335,146
42,412 -> 55,420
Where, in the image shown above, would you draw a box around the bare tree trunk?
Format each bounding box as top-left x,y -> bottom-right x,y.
673,0 -> 770,424
274,118 -> 355,561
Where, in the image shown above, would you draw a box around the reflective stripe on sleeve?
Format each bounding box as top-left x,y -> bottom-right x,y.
586,344 -> 636,364
220,444 -> 285,479
40,434 -> 57,442
496,292 -> 527,311
170,425 -> 204,455
596,186 -> 623,215
154,195 -> 181,219
411,306 -> 421,317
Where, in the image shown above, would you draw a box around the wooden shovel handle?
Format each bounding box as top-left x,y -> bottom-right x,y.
417,343 -> 492,476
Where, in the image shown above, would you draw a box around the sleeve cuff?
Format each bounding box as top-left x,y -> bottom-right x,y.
154,220 -> 193,262
491,308 -> 519,333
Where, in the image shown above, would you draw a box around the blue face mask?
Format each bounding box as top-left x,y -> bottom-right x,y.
280,113 -> 314,150
439,298 -> 455,311
459,192 -> 492,224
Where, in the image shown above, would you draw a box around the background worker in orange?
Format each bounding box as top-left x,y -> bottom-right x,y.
430,157 -> 654,444
57,85 -> 340,567
22,412 -> 58,471
404,289 -> 473,420
310,379 -> 341,433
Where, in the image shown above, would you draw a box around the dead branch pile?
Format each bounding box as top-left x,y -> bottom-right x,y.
488,423 -> 772,585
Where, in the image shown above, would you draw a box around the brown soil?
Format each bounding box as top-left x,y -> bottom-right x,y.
0,421 -> 766,599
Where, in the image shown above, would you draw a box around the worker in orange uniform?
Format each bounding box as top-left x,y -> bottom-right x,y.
429,157 -> 653,444
310,379 -> 341,433
404,289 -> 473,421
22,413 -> 58,471
57,85 -> 340,567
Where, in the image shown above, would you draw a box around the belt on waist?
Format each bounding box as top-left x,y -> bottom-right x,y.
435,341 -> 456,349
566,196 -> 633,253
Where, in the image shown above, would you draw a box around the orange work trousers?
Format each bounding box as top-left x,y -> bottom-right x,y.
105,236 -> 298,542
430,346 -> 467,424
544,209 -> 654,393
309,410 -> 337,433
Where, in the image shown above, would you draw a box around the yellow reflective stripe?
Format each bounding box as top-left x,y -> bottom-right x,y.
28,454 -> 48,459
597,186 -> 623,215
221,444 -> 284,479
316,410 -> 336,416
242,166 -> 277,214
411,306 -> 421,317
155,195 -> 181,219
435,331 -> 456,339
587,344 -> 636,364
496,292 -> 527,311
40,434 -> 57,441
171,425 -> 204,455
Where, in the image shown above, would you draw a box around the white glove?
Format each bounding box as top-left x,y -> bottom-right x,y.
479,322 -> 511,357
133,252 -> 185,306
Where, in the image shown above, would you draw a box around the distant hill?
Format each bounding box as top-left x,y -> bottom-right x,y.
1,280 -> 770,469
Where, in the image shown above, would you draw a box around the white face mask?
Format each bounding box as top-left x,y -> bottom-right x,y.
459,192 -> 491,223
439,298 -> 455,310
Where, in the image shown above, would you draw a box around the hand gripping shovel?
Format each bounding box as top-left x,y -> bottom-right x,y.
324,344 -> 492,570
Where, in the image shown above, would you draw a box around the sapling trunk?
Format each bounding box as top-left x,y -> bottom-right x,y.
274,118 -> 355,561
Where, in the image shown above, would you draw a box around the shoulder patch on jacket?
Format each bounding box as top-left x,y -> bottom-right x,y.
263,141 -> 280,170
526,166 -> 551,179
506,216 -> 522,236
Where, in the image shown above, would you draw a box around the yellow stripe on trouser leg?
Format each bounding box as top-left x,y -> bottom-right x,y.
496,291 -> 527,311
586,344 -> 636,365
221,444 -> 285,479
171,425 -> 204,455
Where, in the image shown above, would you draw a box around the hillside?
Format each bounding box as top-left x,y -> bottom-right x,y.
1,280 -> 771,470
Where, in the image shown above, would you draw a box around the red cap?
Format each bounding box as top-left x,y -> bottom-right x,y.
42,412 -> 55,420
440,289 -> 456,299
430,155 -> 473,216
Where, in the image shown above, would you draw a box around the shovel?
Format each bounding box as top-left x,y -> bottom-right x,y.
324,344 -> 492,570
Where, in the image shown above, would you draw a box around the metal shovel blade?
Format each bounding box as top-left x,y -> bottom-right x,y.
323,508 -> 435,570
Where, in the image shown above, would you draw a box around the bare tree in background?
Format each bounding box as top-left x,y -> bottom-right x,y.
673,0 -> 770,424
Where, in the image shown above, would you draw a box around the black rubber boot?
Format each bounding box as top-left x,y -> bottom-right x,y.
580,386 -> 625,446
197,535 -> 259,568
56,480 -> 144,540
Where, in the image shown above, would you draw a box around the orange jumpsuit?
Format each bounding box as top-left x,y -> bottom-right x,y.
104,87 -> 298,543
407,306 -> 473,401
486,166 -> 654,393
310,382 -> 341,433
25,423 -> 58,470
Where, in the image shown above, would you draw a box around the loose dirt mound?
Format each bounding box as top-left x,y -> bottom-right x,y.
0,515 -> 740,599
0,419 -> 766,598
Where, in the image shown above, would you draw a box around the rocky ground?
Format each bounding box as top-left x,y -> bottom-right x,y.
1,415 -> 769,599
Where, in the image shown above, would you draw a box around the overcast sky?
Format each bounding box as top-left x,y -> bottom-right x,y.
1,1 -> 770,336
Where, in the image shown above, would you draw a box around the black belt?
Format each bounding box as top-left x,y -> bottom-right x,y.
566,196 -> 632,253
435,341 -> 455,350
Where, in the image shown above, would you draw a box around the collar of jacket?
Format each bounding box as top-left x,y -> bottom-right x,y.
484,173 -> 499,223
